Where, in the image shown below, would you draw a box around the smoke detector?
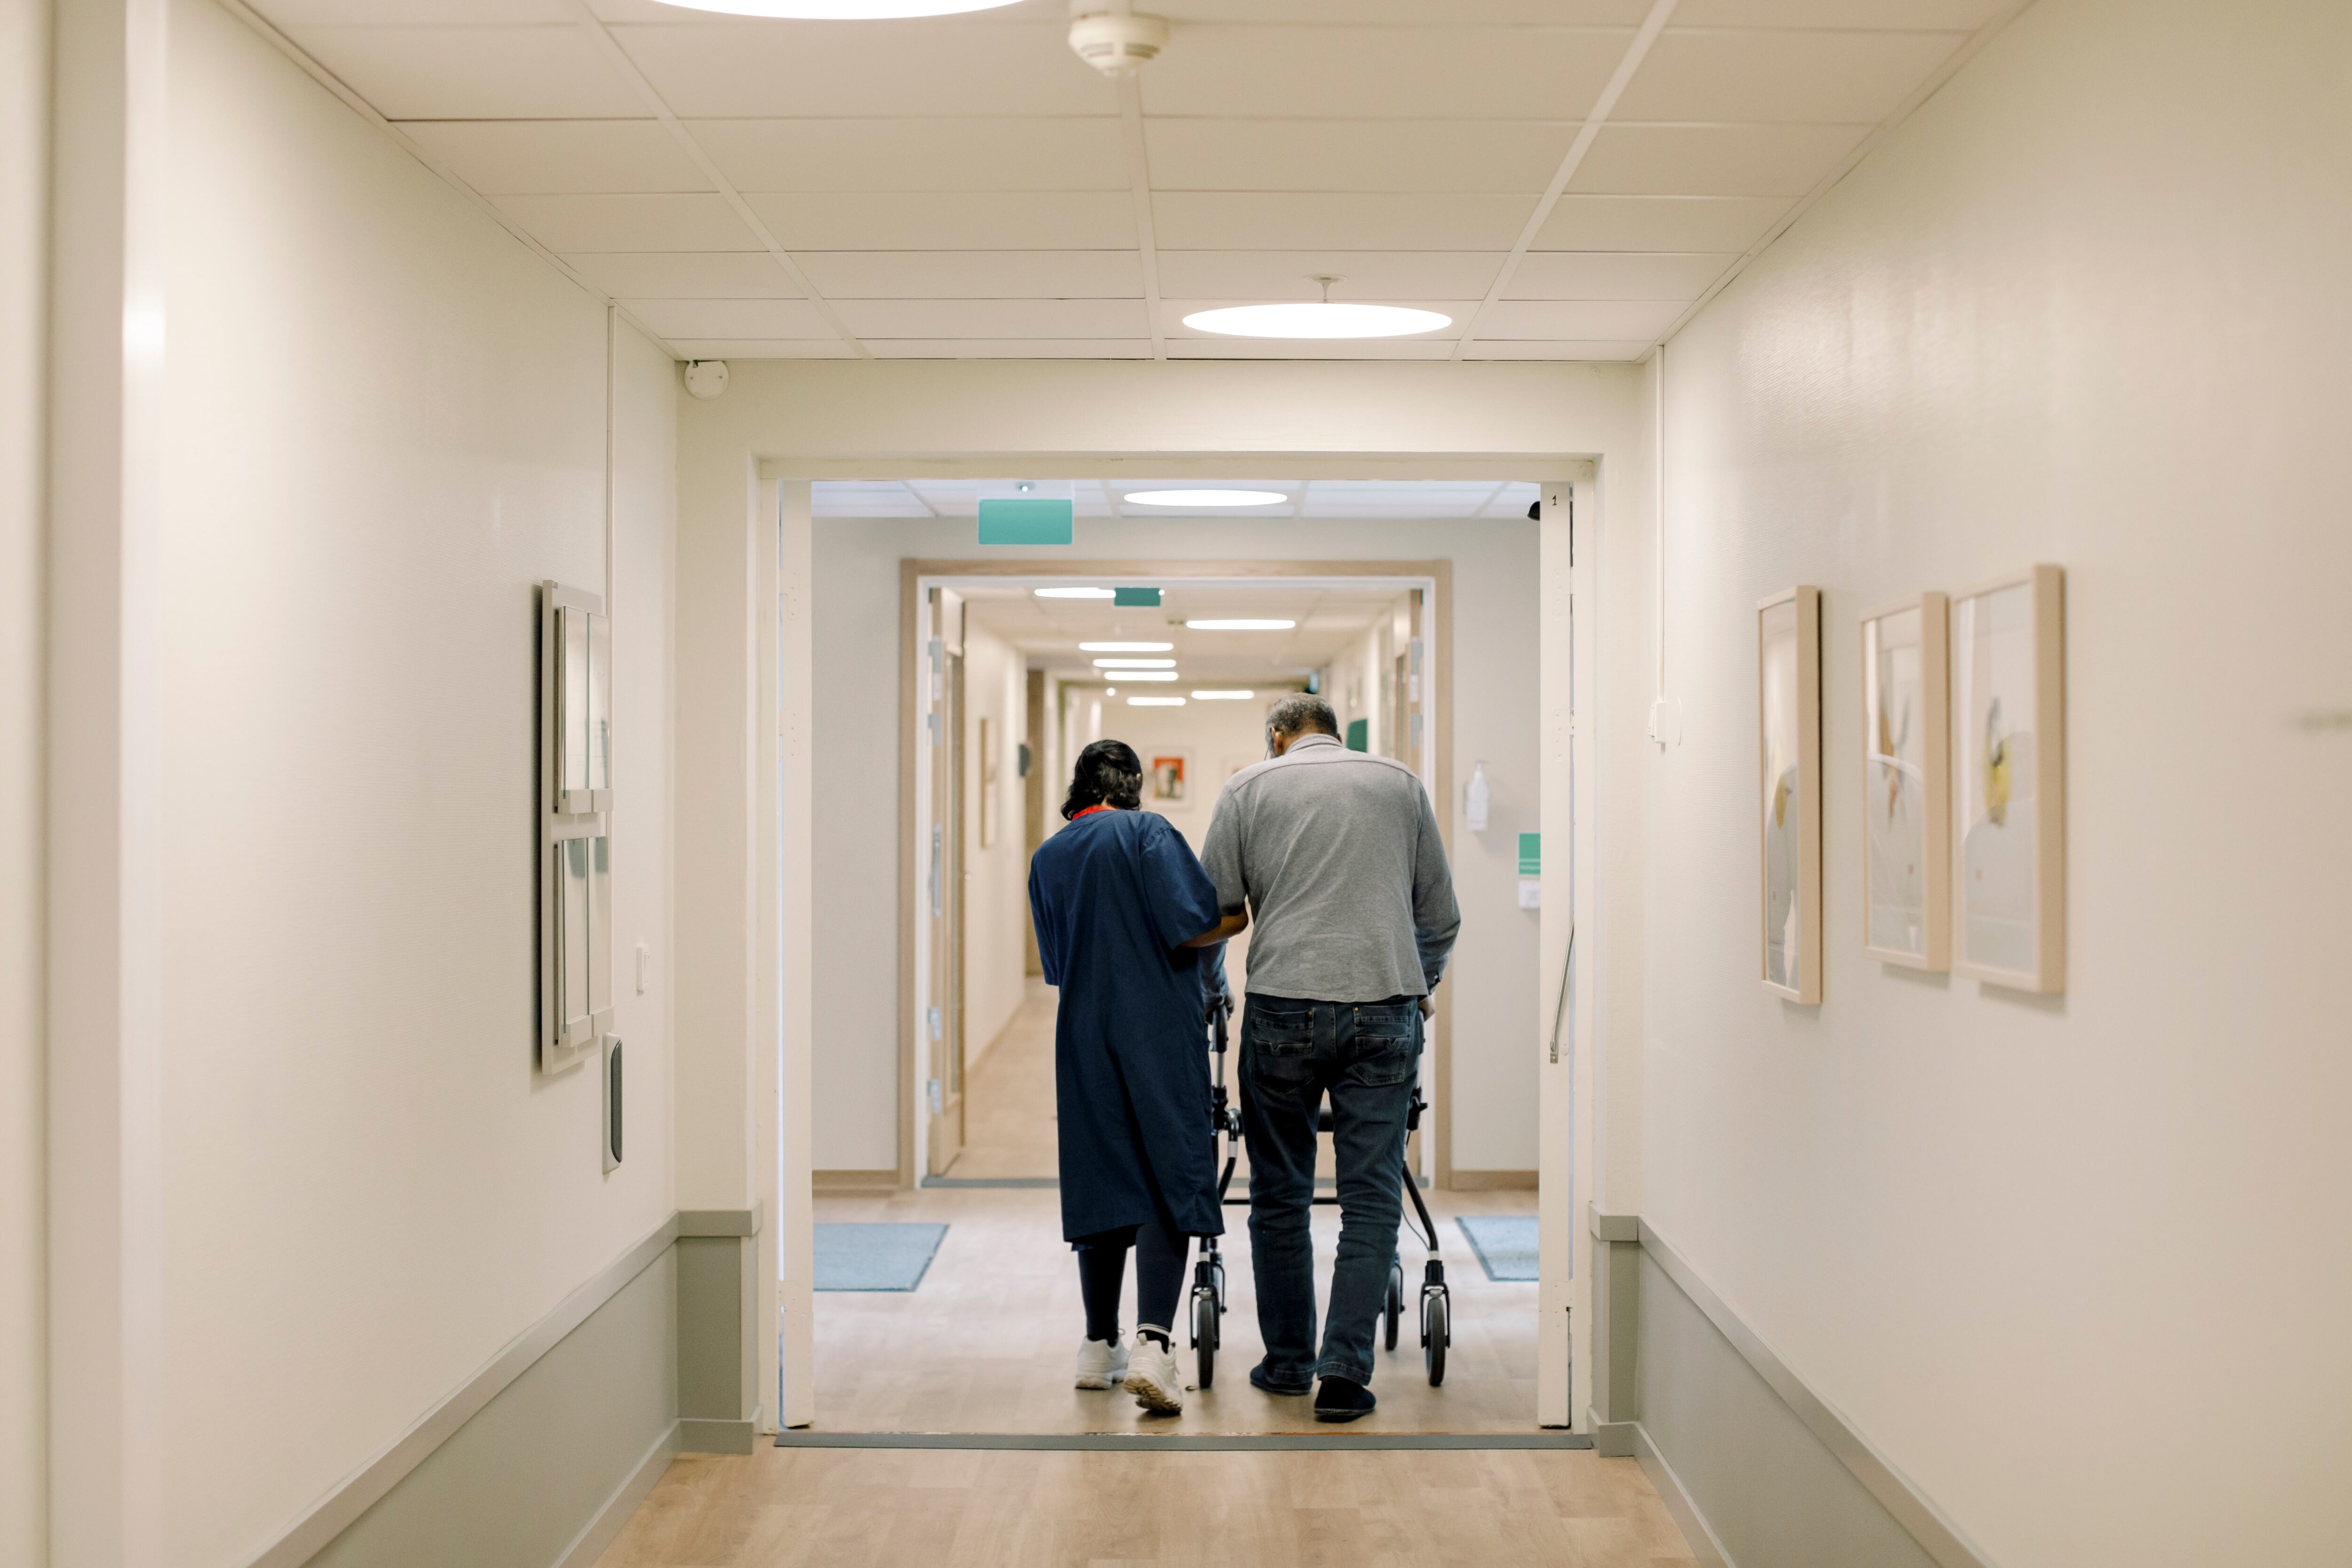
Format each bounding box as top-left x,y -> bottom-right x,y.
683,359 -> 729,401
1067,9 -> 1168,76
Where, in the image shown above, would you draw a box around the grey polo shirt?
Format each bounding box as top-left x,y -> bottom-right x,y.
1200,732 -> 1461,1003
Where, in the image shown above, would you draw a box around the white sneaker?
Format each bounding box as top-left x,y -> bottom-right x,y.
1075,1336 -> 1130,1391
1122,1331 -> 1185,1414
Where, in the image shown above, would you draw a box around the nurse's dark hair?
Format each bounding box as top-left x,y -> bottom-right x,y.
1062,740 -> 1145,820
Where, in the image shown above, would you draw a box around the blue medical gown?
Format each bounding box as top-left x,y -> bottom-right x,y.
1028,809 -> 1228,1242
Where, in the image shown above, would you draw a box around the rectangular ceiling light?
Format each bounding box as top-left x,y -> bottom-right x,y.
977,498 -> 1073,546
1185,619 -> 1295,631
1128,696 -> 1186,706
1190,690 -> 1256,700
1093,657 -> 1175,668
1107,670 -> 1178,682
1080,641 -> 1173,653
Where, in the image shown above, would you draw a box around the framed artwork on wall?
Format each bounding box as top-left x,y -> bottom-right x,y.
1860,592 -> 1951,970
1758,586 -> 1822,1003
1150,751 -> 1191,803
1952,565 -> 2066,993
979,716 -> 998,848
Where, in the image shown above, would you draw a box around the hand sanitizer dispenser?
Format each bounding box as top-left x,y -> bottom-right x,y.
1466,761 -> 1491,833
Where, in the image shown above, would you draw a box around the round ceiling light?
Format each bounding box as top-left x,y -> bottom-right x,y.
1123,489 -> 1288,508
1185,618 -> 1295,631
647,0 -> 1021,16
1182,302 -> 1452,340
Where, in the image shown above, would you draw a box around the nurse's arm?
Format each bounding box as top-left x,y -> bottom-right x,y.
1183,910 -> 1248,947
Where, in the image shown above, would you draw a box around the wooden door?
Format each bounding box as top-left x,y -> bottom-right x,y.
927,594 -> 967,1175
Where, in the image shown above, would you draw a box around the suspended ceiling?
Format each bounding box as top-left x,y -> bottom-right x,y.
240,0 -> 2017,363
815,477 -> 1539,517
957,579 -> 1408,686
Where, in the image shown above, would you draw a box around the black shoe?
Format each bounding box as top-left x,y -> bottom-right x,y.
1312,1377 -> 1377,1423
1249,1362 -> 1312,1397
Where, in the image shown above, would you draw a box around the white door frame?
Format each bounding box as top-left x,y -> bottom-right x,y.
767,457 -> 1601,1433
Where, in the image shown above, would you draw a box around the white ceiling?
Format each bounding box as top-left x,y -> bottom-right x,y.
815,477 -> 1539,517
956,579 -> 1410,686
242,0 -> 2015,363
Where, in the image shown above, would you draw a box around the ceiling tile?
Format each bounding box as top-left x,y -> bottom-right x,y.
1156,251 -> 1506,301
1165,340 -> 1459,360
1614,29 -> 1966,123
608,21 -> 1115,118
563,251 -> 803,299
1535,194 -> 1791,251
1568,123 -> 1871,196
1153,193 -> 1534,251
282,25 -> 645,119
665,338 -> 856,359
1145,119 -> 1573,194
1476,299 -> 1684,338
866,340 -> 1155,359
397,121 -> 709,196
1460,339 -> 1652,360
1137,25 -> 1627,119
836,299 -> 1152,338
1151,0 -> 1648,17
619,298 -> 838,338
746,192 -> 1135,250
691,119 -> 1126,193
251,0 -> 569,22
795,251 -> 1143,299
1504,250 -> 1735,300
1669,0 -> 2010,25
491,193 -> 762,252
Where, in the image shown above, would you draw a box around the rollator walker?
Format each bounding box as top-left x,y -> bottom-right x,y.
1188,991 -> 1453,1389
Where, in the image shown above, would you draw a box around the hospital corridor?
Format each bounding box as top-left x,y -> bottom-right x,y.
3,0 -> 2347,1565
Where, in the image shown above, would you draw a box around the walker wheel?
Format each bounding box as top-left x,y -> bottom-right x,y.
1422,1287 -> 1450,1386
1191,1286 -> 1220,1388
1384,1259 -> 1404,1351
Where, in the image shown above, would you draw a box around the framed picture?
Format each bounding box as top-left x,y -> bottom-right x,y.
978,716 -> 998,848
1952,565 -> 2066,992
1758,587 -> 1822,1003
1859,593 -> 1951,970
1150,752 -> 1190,803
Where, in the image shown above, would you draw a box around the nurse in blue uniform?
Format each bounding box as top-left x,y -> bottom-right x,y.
1028,739 -> 1232,1415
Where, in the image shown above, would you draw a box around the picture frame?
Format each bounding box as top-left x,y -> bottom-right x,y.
1859,592 -> 1951,970
1150,751 -> 1190,803
978,716 -> 998,848
1758,586 -> 1822,1003
1951,565 -> 2066,993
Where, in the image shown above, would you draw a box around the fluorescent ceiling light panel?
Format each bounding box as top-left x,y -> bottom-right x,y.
1181,303 -> 1452,340
1110,670 -> 1179,682
1123,489 -> 1288,508
1186,619 -> 1295,631
1128,697 -> 1186,707
1079,642 -> 1173,653
649,0 -> 1019,15
1035,587 -> 1115,599
1093,658 -> 1175,669
1190,690 -> 1257,700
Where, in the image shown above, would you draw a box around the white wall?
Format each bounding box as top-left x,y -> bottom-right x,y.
957,618 -> 1028,1070
1111,689 -> 1278,854
154,4 -> 676,1563
811,513 -> 1545,1178
1640,0 -> 2352,1561
0,0 -> 48,1561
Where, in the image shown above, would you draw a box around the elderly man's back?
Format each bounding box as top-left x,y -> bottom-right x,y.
1199,695 -> 1459,1423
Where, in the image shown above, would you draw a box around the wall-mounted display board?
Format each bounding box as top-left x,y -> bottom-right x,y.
540,581 -> 612,1075
1952,565 -> 2066,993
1860,592 -> 1952,970
1758,587 -> 1822,1003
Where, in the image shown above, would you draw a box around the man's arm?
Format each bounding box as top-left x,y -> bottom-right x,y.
1410,779 -> 1462,988
1184,910 -> 1248,948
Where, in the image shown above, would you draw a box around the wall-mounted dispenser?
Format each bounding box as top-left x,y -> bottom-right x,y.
538,581 -> 612,1077
1466,760 -> 1491,833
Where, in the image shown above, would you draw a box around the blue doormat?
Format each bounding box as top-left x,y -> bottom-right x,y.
813,1223 -> 948,1291
1457,1216 -> 1538,1282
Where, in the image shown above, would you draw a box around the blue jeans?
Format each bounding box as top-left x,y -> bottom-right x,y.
1240,994 -> 1422,1388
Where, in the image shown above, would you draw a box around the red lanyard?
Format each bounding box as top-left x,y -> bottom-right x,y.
1073,804 -> 1114,820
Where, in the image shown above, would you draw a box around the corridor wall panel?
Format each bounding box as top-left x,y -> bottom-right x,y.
1640,0 -> 2352,1561
0,0 -> 49,1560
154,1 -> 678,1562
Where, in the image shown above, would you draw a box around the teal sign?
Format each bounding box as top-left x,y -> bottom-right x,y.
977,498 -> 1073,546
1518,833 -> 1541,876
1113,586 -> 1161,607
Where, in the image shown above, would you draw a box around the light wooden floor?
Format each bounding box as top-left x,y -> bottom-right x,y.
951,978 -> 1059,1180
595,1445 -> 1700,1568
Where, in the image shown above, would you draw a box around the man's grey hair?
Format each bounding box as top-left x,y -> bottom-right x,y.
1266,692 -> 1340,739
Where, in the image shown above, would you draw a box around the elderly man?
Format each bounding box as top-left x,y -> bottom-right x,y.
1190,693 -> 1460,1422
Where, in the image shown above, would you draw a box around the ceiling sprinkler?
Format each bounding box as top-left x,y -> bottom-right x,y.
1067,5 -> 1168,76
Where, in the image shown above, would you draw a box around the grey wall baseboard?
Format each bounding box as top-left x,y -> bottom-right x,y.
1624,1220 -> 2000,1568
235,1205 -> 763,1568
